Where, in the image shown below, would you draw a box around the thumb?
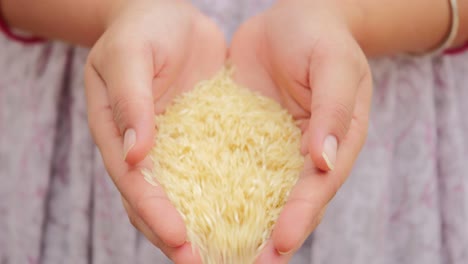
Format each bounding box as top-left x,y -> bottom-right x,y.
306,48 -> 364,171
92,42 -> 156,165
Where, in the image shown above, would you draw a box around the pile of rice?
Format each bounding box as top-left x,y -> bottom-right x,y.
143,69 -> 304,264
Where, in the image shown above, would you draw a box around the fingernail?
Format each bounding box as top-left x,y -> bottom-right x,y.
322,135 -> 337,171
277,249 -> 292,255
123,129 -> 136,161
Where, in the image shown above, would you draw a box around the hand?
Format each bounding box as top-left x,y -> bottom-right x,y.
84,0 -> 226,262
229,0 -> 372,262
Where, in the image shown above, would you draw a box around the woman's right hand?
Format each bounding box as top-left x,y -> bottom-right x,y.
84,0 -> 226,262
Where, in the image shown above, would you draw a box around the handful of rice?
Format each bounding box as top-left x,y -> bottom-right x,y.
143,69 -> 304,264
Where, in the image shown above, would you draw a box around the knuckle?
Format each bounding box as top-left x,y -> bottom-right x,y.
289,197 -> 317,212
312,207 -> 327,229
327,180 -> 341,202
134,197 -> 150,223
87,106 -> 119,146
313,102 -> 352,138
330,102 -> 353,133
134,192 -> 160,221
111,97 -> 129,128
111,96 -> 151,127
122,200 -> 139,228
127,212 -> 139,228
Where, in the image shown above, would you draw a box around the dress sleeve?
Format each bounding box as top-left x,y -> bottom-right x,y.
445,41 -> 468,55
0,1 -> 45,44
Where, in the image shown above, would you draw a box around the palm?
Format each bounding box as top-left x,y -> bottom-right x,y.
229,4 -> 372,263
148,12 -> 226,114
85,1 -> 226,262
229,17 -> 301,116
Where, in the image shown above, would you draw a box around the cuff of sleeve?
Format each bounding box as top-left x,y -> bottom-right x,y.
0,2 -> 45,44
445,41 -> 468,55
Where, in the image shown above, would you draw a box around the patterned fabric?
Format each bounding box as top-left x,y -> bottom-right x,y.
1,1 -> 467,263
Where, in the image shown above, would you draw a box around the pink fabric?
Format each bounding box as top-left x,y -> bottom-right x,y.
445,41 -> 468,55
1,1 -> 468,263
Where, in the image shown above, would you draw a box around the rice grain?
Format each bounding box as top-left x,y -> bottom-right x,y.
143,69 -> 304,264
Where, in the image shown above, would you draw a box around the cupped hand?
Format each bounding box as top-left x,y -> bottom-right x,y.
84,0 -> 226,262
229,0 -> 372,262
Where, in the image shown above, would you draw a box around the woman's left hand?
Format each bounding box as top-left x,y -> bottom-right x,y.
229,0 -> 372,262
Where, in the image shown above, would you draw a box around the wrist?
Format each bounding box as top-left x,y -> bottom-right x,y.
102,0 -> 129,30
327,0 -> 366,51
104,0 -> 195,29
341,0 -> 467,57
1,0 -> 116,46
452,0 -> 468,48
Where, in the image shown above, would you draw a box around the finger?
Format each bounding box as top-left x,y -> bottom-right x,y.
228,15 -> 285,102
122,198 -> 202,264
121,197 -> 169,250
91,40 -> 156,165
85,65 -> 186,248
273,95 -> 370,255
271,157 -> 327,255
85,63 -> 127,176
272,60 -> 372,254
307,40 -> 366,171
255,240 -> 289,264
153,17 -> 227,114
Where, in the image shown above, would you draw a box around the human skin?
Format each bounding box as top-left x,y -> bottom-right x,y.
228,0 -> 468,263
2,0 -> 226,263
2,0 -> 468,263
